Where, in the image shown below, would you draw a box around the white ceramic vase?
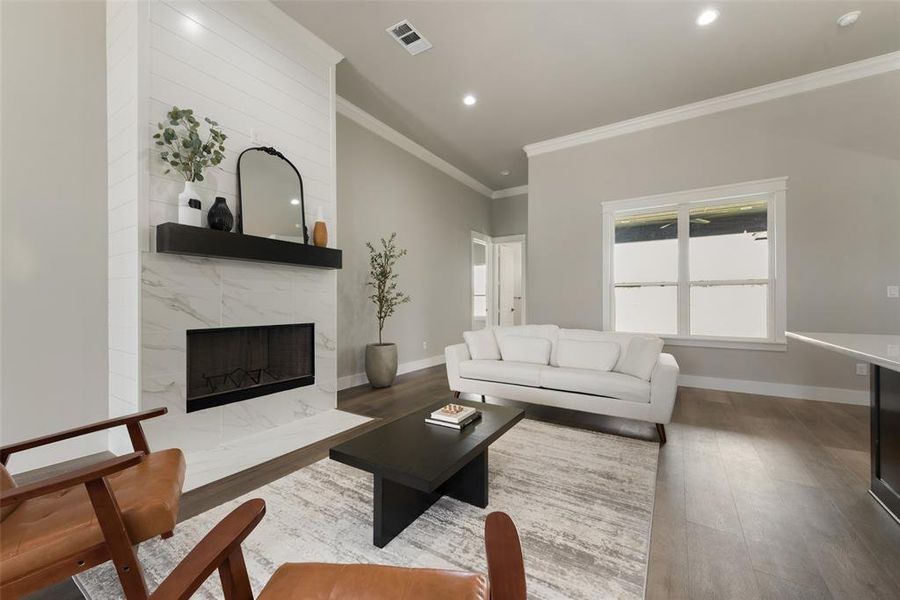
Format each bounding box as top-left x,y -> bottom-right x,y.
177,181 -> 202,227
178,180 -> 199,206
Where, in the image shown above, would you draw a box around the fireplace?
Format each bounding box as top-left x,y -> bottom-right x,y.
186,323 -> 315,412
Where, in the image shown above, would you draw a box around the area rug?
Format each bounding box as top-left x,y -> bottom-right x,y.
76,419 -> 659,599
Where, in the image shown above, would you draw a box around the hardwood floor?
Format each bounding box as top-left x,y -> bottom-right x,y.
19,365 -> 900,599
648,387 -> 900,600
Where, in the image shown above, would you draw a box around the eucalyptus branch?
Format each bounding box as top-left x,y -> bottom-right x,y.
153,106 -> 226,183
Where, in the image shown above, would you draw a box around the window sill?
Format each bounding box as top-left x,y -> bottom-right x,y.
661,336 -> 787,352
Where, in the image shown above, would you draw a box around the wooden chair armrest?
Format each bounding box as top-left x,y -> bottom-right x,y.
150,499 -> 266,600
484,511 -> 527,600
1,407 -> 167,464
0,452 -> 144,507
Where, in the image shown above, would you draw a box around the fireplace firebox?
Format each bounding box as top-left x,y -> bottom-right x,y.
186,323 -> 314,412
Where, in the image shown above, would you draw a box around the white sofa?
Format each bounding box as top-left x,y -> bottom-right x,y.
445,325 -> 679,443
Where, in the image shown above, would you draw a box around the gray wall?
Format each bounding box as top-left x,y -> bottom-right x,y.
528,72 -> 900,391
491,193 -> 528,236
337,115 -> 492,379
1,1 -> 109,471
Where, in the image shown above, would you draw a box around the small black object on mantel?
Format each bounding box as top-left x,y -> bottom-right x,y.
207,196 -> 234,231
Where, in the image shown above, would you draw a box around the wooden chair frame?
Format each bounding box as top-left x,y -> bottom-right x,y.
0,408 -> 169,598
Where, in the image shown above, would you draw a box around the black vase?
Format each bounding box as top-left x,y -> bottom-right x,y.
207,197 -> 234,231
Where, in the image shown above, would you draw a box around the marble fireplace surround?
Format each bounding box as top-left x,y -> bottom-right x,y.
139,253 -> 365,490
141,252 -> 339,453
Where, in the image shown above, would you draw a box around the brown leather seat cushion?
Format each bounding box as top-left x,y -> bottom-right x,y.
0,466 -> 18,521
257,563 -> 490,600
0,448 -> 185,584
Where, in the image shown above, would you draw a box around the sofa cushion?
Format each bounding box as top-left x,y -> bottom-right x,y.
458,360 -> 543,388
463,328 -> 501,360
556,339 -> 620,372
555,329 -> 633,367
615,336 -> 664,381
540,368 -> 651,403
496,336 -> 551,365
494,325 -> 558,361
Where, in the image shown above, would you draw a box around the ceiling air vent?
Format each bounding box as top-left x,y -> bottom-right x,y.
386,19 -> 432,56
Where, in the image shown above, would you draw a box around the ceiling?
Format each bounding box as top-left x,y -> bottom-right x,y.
276,1 -> 900,191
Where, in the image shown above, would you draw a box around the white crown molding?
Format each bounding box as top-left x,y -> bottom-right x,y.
524,51 -> 900,157
336,96 -> 493,198
492,185 -> 528,199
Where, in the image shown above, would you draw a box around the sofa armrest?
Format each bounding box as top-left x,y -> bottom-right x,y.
445,343 -> 470,389
649,353 -> 679,424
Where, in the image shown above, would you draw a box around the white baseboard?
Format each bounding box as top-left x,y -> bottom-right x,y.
678,374 -> 869,406
338,358 -> 868,405
337,354 -> 446,391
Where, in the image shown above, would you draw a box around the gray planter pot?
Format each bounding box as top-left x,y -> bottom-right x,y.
365,343 -> 398,388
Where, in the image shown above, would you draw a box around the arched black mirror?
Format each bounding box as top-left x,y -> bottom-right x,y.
237,147 -> 308,243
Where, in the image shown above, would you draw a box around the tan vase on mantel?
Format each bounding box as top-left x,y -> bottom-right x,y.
313,206 -> 328,247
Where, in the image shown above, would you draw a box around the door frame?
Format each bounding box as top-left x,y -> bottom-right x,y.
492,234 -> 527,327
470,231 -> 493,330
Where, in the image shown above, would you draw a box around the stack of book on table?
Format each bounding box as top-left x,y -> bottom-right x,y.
425,403 -> 481,430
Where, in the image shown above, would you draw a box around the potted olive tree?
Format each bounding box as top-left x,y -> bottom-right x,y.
365,233 -> 411,388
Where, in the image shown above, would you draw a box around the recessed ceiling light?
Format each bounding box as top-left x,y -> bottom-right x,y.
696,9 -> 719,26
290,198 -> 300,205
837,10 -> 861,27
463,94 -> 477,106
500,170 -> 511,176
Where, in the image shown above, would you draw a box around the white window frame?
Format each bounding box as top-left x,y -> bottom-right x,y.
601,177 -> 787,351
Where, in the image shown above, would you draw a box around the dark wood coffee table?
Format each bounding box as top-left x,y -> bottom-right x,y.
329,399 -> 525,547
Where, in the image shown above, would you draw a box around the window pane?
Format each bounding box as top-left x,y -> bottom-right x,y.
614,285 -> 677,335
473,264 -> 487,296
690,284 -> 768,338
614,210 -> 678,283
473,295 -> 487,318
690,200 -> 768,281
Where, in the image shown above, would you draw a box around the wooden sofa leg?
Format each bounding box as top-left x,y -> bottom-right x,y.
481,395 -> 486,403
160,530 -> 174,540
453,391 -> 461,399
656,424 -> 667,445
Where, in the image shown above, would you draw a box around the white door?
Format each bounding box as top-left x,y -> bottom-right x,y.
494,236 -> 526,326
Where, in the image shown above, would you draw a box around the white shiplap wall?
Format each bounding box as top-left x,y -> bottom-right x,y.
107,0 -> 144,453
107,0 -> 343,466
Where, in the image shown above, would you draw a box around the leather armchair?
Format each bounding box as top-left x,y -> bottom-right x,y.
118,499 -> 525,600
0,408 -> 186,599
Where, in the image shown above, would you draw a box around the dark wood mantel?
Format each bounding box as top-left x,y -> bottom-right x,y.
155,223 -> 342,269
